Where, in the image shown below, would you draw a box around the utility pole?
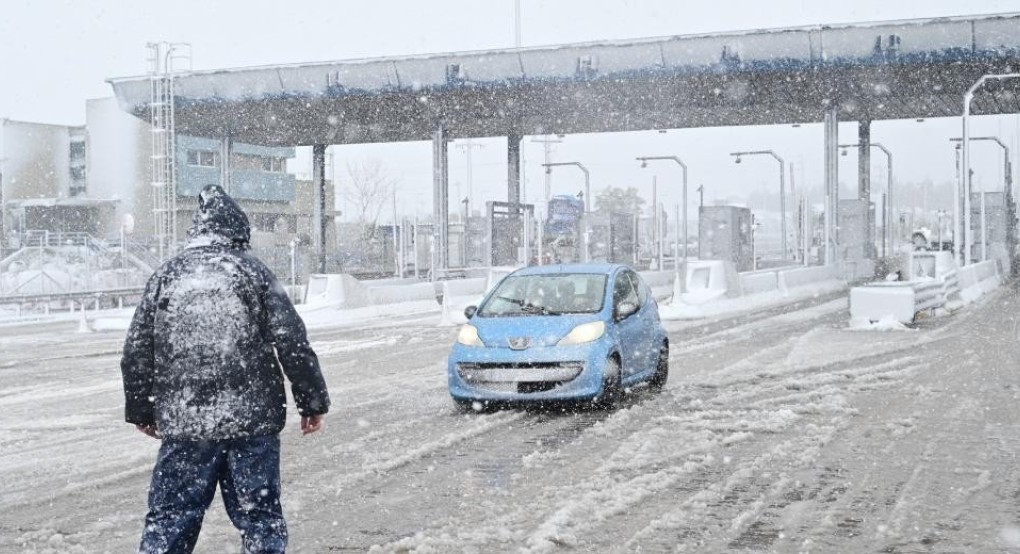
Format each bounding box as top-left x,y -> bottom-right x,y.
697,184 -> 704,209
455,140 -> 484,218
531,135 -> 563,203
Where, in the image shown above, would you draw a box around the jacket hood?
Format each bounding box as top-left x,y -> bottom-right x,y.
186,184 -> 251,248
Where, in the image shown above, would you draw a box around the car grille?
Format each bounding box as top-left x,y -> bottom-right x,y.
457,362 -> 585,394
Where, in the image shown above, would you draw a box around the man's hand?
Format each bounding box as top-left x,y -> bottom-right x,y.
301,414 -> 324,435
135,423 -> 161,439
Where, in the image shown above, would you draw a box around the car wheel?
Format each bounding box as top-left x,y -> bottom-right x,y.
453,398 -> 483,413
594,355 -> 623,409
649,342 -> 669,391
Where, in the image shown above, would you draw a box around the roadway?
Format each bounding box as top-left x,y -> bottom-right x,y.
1,285 -> 1018,553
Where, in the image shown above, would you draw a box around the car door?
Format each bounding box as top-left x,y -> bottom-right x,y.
627,271 -> 661,374
612,269 -> 644,380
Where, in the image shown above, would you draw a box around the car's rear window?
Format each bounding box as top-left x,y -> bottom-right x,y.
478,274 -> 607,316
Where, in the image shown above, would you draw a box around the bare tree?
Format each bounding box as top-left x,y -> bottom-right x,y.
344,159 -> 398,242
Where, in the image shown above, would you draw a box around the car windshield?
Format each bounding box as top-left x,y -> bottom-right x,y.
478,273 -> 607,317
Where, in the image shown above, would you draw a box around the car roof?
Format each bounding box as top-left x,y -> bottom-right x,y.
509,263 -> 626,277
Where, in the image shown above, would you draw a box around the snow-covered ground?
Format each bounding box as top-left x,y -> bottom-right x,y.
1,284 -> 1018,553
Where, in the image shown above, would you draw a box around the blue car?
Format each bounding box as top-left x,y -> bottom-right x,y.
448,263 -> 669,409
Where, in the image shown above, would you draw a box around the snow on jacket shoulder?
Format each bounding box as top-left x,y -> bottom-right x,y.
121,185 -> 329,440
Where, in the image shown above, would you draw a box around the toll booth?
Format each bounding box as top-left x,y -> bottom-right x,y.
464,216 -> 487,267
698,205 -> 752,272
839,199 -> 871,262
588,211 -> 636,264
486,201 -> 534,267
969,191 -> 1012,269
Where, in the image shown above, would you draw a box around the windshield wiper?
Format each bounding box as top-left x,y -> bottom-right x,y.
497,295 -> 526,306
496,295 -> 561,315
521,302 -> 562,316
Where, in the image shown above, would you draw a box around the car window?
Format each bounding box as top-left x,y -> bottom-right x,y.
478,273 -> 607,316
613,271 -> 638,307
629,271 -> 649,305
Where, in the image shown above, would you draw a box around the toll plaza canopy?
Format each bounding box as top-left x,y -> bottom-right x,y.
107,12 -> 1020,272
108,12 -> 1020,146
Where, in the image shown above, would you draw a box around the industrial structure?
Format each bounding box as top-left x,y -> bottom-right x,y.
105,13 -> 1020,275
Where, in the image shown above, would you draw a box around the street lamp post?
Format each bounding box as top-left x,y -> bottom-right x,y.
730,150 -> 787,262
839,142 -> 893,257
542,161 -> 590,262
950,136 -> 1011,263
636,156 -> 689,293
962,73 -> 1020,266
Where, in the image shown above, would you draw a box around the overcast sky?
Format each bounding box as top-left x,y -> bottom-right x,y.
2,0 -> 1020,219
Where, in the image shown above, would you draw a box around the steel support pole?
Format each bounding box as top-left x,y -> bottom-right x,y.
981,184 -> 987,261
858,120 -> 872,257
635,155 -> 688,289
885,149 -> 894,256
960,74 -> 1020,263
581,167 -> 590,263
311,144 -> 327,274
652,175 -> 659,268
963,100 -> 973,265
681,164 -> 688,292
432,123 -> 450,274
824,107 -> 839,266
954,146 -> 963,266
779,158 -> 787,261
220,135 -> 233,193
507,132 -> 522,205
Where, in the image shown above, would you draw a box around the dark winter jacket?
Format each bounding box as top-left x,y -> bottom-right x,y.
121,184 -> 330,440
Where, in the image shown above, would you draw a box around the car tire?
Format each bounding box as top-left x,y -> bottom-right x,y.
594,355 -> 623,409
453,398 -> 481,413
649,342 -> 669,391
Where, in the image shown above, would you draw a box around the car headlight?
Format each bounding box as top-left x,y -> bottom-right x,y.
457,324 -> 485,347
557,321 -> 606,345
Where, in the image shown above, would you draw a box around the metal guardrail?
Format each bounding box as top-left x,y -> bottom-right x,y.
912,280 -> 946,314
0,287 -> 145,308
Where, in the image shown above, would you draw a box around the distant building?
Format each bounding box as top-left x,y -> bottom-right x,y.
1,98 -> 332,281
0,118 -> 110,237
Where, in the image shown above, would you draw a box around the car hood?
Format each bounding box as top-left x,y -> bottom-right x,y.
471,314 -> 602,348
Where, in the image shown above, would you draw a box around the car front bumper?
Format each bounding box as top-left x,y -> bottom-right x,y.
447,339 -> 613,403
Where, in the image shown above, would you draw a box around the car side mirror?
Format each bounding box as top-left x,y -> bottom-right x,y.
464,305 -> 478,319
615,301 -> 638,321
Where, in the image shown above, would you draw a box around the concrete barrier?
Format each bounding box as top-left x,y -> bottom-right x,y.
850,279 -> 945,324
739,270 -> 779,295
304,274 -> 370,309
442,277 -> 487,299
678,261 -> 740,304
366,281 -> 436,305
973,260 -> 1001,294
956,265 -> 981,303
777,265 -> 838,293
485,267 -> 517,294
841,259 -> 875,282
638,270 -> 675,289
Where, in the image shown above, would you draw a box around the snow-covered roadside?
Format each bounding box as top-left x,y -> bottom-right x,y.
659,279 -> 847,320
0,296 -> 447,335
4,276 -> 848,335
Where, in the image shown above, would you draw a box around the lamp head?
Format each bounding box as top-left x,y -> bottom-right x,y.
841,149 -> 848,157
734,156 -> 741,164
640,160 -> 648,169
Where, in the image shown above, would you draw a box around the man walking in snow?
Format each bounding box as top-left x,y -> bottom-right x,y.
121,184 -> 330,554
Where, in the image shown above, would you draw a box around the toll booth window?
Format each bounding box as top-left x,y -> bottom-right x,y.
187,150 -> 218,168
262,157 -> 287,173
